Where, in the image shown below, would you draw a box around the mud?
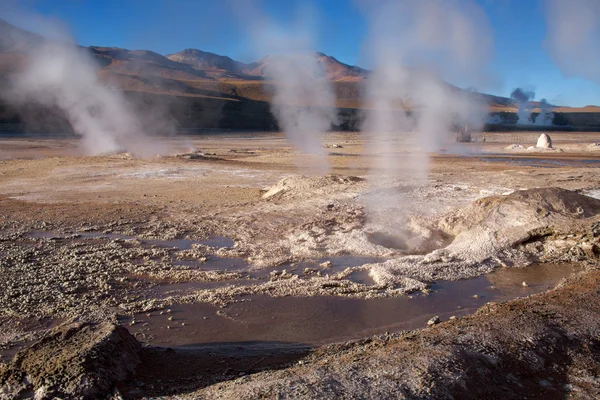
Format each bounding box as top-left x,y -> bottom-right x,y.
124,263 -> 583,347
0,131 -> 599,398
190,268 -> 600,400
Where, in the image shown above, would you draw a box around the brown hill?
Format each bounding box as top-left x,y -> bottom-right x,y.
166,48 -> 260,80
0,18 -> 511,109
0,18 -> 41,53
91,47 -> 209,81
0,18 -> 598,131
165,49 -> 369,83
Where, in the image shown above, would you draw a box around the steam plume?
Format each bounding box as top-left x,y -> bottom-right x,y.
510,87 -> 535,125
1,17 -> 165,157
358,0 -> 494,249
535,98 -> 554,126
509,88 -> 555,126
544,0 -> 600,84
233,1 -> 337,173
360,0 -> 493,180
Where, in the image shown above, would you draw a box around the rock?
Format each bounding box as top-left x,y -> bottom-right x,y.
0,322 -> 141,399
436,188 -> 600,266
536,133 -> 553,148
427,316 -> 441,326
505,144 -> 525,150
588,143 -> 600,150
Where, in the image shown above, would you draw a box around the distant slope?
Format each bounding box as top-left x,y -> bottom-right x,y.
166,49 -> 369,82
91,47 -> 209,81
0,18 -> 42,53
315,52 -> 369,82
166,48 -> 260,80
1,18 -> 598,132
0,18 -> 521,109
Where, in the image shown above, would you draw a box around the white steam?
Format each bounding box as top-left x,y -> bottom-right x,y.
509,88 -> 554,126
544,0 -> 600,84
3,20 -> 164,157
534,99 -> 554,126
233,2 -> 337,172
360,0 -> 493,180
358,0 -> 494,249
265,53 -> 337,160
510,87 -> 535,125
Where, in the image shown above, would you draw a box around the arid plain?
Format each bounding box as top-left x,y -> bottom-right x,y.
1,130 -> 600,398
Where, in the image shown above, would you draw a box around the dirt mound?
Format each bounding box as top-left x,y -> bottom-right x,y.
441,187 -> 600,237
0,322 -> 141,399
440,188 -> 600,264
536,133 -> 553,148
366,188 -> 600,287
262,174 -> 364,200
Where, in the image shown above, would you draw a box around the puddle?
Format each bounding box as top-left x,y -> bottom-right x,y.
173,256 -> 249,272
199,236 -> 235,248
281,256 -> 385,272
124,262 -> 583,347
27,231 -> 234,250
480,156 -> 600,168
145,238 -> 198,250
79,232 -> 135,241
27,231 -> 61,239
151,280 -> 257,298
245,256 -> 386,280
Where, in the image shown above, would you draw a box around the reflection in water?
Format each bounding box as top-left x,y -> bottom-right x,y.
126,263 -> 583,347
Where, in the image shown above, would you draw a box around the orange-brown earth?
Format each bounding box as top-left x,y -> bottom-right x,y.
0,131 -> 599,398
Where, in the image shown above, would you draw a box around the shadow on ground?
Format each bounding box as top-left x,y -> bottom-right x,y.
120,341 -> 312,398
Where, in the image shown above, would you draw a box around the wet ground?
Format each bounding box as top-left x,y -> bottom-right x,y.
123,263 -> 582,347
479,155 -> 600,168
1,131 -> 600,398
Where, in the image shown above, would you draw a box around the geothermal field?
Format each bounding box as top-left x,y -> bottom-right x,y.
1,0 -> 600,399
0,130 -> 600,398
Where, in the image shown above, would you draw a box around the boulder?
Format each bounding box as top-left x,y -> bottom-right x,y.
0,322 -> 141,399
536,133 -> 552,148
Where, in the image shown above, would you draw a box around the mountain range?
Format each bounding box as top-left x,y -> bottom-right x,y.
0,18 -> 500,108
0,18 -> 598,132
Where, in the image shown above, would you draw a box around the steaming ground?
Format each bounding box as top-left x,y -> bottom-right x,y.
1,131 -> 600,398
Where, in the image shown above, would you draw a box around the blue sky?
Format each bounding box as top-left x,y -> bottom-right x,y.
2,0 -> 598,107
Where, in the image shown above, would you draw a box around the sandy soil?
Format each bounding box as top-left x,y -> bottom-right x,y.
0,130 -> 599,398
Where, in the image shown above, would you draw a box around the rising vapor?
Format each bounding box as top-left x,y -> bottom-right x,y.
357,0 -> 495,248
510,87 -> 535,125
232,1 -> 337,173
535,98 -> 554,126
359,0 -> 494,179
1,14 -> 165,157
544,0 -> 600,84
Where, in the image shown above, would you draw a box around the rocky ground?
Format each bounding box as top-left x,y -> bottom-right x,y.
189,268 -> 600,399
0,131 -> 599,398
